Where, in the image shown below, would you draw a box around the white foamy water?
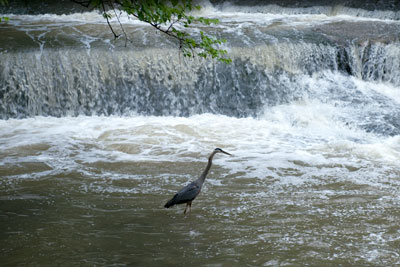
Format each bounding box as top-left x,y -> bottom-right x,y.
1,70 -> 399,185
2,4 -> 400,265
1,91 -> 399,184
4,4 -> 399,35
5,11 -> 396,35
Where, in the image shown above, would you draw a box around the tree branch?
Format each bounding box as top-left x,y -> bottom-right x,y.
101,0 -> 120,39
69,0 -> 231,63
109,0 -> 128,46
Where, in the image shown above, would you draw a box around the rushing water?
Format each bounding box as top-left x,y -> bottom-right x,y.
1,1 -> 400,266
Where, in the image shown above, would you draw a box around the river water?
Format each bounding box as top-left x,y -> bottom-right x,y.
1,1 -> 400,266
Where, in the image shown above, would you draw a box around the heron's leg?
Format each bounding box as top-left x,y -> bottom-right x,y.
184,201 -> 192,215
188,201 -> 192,213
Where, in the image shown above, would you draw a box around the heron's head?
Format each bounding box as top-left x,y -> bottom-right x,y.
214,148 -> 232,156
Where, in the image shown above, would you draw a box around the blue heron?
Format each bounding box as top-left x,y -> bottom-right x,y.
164,148 -> 232,214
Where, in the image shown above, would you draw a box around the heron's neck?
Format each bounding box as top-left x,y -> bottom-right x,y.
198,151 -> 217,184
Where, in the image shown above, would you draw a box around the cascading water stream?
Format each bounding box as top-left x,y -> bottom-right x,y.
1,1 -> 400,266
1,13 -> 399,135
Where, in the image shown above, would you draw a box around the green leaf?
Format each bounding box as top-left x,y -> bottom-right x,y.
137,11 -> 144,21
81,0 -> 231,64
102,12 -> 112,19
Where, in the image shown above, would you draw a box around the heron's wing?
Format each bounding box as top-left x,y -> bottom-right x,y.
173,182 -> 201,205
164,181 -> 202,208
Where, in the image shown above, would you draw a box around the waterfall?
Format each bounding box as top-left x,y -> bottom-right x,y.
1,1 -> 400,134
1,41 -> 400,119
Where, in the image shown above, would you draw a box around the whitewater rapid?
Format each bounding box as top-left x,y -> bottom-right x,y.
1,2 -> 400,265
2,95 -> 399,185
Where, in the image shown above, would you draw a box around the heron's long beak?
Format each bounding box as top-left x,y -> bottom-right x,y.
221,150 -> 232,156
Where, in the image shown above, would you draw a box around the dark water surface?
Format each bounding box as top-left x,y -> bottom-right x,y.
1,1 -> 400,266
3,162 -> 400,266
1,115 -> 400,266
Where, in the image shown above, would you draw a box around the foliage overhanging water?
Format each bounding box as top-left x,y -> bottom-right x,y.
1,1 -> 400,266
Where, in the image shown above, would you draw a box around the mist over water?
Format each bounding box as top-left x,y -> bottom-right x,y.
1,1 -> 400,266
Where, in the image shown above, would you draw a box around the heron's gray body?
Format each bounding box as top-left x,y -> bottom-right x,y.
164,181 -> 201,207
164,148 -> 231,214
